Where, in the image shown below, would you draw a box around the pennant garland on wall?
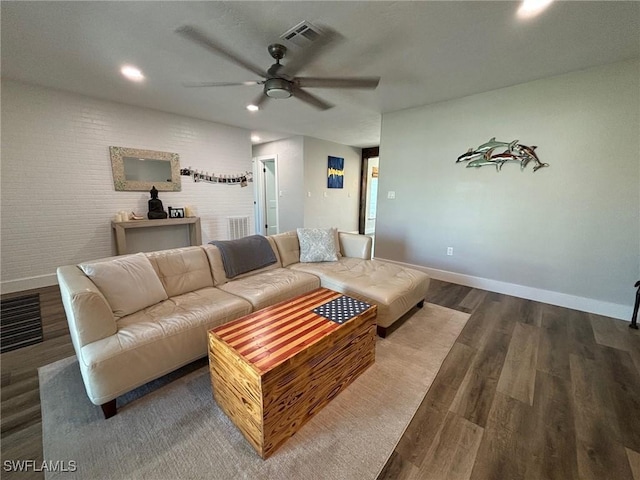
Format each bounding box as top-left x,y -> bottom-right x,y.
180,168 -> 253,187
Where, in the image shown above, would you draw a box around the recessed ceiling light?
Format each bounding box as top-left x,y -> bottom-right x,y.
121,65 -> 145,82
246,104 -> 259,112
517,0 -> 554,19
251,135 -> 261,143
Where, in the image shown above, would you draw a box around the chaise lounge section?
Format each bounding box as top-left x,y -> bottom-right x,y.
272,231 -> 430,337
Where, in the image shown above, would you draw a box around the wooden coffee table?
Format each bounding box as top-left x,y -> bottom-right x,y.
208,287 -> 377,458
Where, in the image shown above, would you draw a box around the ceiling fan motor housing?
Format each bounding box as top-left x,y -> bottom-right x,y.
267,43 -> 287,60
264,77 -> 292,98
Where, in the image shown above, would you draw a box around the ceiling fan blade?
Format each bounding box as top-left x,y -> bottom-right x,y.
295,77 -> 380,89
292,87 -> 333,111
251,92 -> 270,109
182,81 -> 262,88
176,25 -> 268,79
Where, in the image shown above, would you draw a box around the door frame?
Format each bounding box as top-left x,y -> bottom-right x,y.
359,146 -> 379,234
252,154 -> 280,236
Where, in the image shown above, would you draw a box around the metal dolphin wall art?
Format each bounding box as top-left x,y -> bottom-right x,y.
456,148 -> 485,163
466,158 -> 500,170
466,149 -> 519,172
456,138 -> 549,173
476,137 -> 519,153
512,144 -> 549,172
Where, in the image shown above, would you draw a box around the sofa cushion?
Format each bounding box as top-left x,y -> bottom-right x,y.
218,268 -> 320,311
271,231 -> 300,267
338,232 -> 372,260
78,287 -> 252,404
202,244 -> 228,286
209,235 -> 277,278
202,240 -> 281,286
80,253 -> 168,318
297,227 -> 339,263
146,247 -> 214,298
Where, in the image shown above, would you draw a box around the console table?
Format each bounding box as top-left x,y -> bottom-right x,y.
111,217 -> 202,255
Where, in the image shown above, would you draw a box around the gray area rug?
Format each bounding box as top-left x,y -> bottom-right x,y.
40,303 -> 469,480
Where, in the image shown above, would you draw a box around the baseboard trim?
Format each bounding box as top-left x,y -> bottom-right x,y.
1,274 -> 58,295
375,257 -> 633,321
2,262 -> 633,321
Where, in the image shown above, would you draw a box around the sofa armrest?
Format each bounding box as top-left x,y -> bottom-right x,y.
338,232 -> 372,260
57,265 -> 117,350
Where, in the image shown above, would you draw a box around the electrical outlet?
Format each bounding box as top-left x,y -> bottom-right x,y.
447,247 -> 454,256
387,191 -> 396,199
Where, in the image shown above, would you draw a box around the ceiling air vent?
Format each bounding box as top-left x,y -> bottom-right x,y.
280,21 -> 322,48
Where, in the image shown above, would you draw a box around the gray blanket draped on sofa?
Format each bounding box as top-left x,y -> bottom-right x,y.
209,235 -> 277,278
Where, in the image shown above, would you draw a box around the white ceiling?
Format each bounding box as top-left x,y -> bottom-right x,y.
2,1 -> 638,148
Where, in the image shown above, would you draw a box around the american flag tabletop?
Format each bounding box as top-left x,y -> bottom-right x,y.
313,295 -> 372,324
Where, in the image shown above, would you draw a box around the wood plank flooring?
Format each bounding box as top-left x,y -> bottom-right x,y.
379,280 -> 640,480
1,280 -> 639,480
1,286 -> 74,480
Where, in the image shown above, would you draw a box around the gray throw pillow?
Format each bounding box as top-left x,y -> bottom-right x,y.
297,228 -> 339,263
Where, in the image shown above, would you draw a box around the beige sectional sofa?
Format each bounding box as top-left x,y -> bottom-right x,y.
57,231 -> 429,418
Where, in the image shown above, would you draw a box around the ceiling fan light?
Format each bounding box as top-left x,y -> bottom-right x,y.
246,104 -> 259,111
264,78 -> 292,99
266,88 -> 292,99
517,0 -> 554,18
121,65 -> 145,82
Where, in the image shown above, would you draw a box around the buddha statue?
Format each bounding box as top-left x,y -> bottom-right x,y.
147,186 -> 168,220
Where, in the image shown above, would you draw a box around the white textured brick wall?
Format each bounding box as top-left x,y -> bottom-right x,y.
1,80 -> 255,292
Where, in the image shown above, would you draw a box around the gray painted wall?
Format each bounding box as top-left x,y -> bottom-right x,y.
253,136 -> 362,234
376,59 -> 639,311
252,136 -> 304,233
303,137 -> 361,232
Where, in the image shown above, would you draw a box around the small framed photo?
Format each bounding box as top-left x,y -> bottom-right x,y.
168,207 -> 185,218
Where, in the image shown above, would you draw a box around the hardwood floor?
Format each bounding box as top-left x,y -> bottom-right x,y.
379,280 -> 640,480
1,280 -> 639,479
1,286 -> 75,480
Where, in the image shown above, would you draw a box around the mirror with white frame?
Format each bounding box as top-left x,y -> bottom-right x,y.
110,146 -> 181,192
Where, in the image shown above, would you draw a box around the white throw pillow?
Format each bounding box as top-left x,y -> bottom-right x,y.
297,228 -> 339,263
80,253 -> 168,317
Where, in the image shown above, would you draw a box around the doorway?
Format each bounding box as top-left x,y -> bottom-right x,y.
253,155 -> 279,236
359,147 -> 380,236
364,157 -> 379,235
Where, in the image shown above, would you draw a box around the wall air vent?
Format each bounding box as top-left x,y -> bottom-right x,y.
280,21 -> 322,48
227,216 -> 250,240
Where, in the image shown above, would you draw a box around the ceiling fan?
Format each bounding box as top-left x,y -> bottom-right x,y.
175,25 -> 380,111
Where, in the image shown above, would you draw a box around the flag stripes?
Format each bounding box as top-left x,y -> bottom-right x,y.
210,288 -> 347,373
